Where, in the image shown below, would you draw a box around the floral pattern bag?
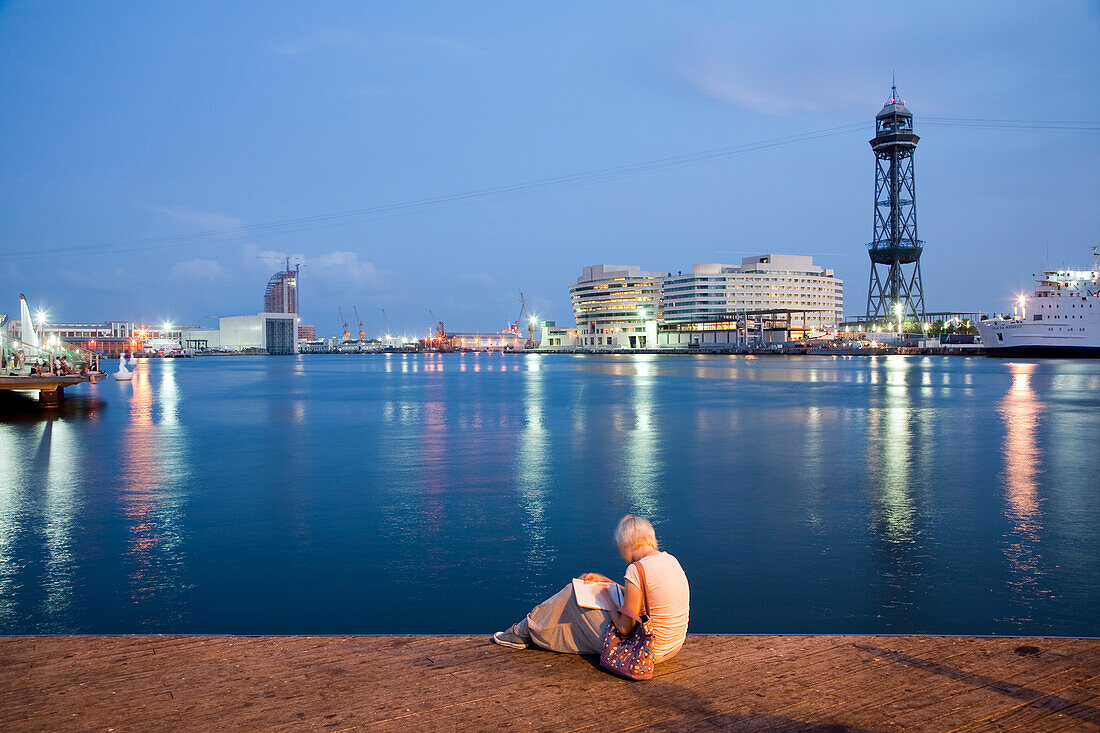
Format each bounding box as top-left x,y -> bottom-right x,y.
599,560 -> 656,680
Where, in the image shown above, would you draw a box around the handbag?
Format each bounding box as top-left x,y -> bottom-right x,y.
599,560 -> 656,680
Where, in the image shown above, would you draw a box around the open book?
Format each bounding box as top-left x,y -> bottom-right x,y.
572,578 -> 624,612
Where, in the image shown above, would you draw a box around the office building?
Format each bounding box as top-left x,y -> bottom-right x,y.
570,265 -> 664,349
662,255 -> 843,330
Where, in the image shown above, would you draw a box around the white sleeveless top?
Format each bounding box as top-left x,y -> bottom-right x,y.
624,551 -> 690,662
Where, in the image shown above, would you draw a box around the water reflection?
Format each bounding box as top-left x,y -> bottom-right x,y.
872,357 -> 915,544
120,361 -> 190,626
515,365 -> 552,569
40,420 -> 79,629
801,406 -> 825,528
996,362 -> 1046,623
623,356 -> 660,514
2,354 -> 1098,636
866,356 -> 922,623
0,424 -> 24,628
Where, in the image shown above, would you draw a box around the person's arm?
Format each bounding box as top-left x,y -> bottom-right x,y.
611,578 -> 643,635
577,572 -> 614,583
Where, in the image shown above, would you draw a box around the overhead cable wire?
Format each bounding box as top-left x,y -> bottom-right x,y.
6,116 -> 1098,261
6,122 -> 869,261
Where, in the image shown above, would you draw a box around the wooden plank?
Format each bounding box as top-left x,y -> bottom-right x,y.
634,636 -> 977,733
1,635 -> 1097,732
951,673 -> 1100,732
798,639 -> 1100,731
553,636 -> 881,732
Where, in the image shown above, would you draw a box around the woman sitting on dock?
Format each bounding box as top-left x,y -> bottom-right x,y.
493,515 -> 690,663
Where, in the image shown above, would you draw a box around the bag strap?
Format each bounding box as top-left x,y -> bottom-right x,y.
617,559 -> 651,623
634,560 -> 650,617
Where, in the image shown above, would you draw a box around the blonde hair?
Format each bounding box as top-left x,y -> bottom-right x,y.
615,514 -> 658,552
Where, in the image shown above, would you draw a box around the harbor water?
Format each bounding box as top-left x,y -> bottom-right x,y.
1,353 -> 1098,636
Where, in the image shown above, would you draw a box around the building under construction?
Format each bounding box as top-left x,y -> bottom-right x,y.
264,259 -> 299,315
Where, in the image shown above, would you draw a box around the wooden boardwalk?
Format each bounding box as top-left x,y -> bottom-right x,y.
0,635 -> 1097,731
0,374 -> 97,406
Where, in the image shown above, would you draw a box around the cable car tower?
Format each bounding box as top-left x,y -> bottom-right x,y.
865,82 -> 925,325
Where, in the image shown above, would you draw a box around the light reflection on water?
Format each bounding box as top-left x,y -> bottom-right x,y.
624,357 -> 659,515
871,356 -> 916,546
41,420 -> 79,629
516,358 -> 552,570
120,360 -> 191,627
996,362 -> 1048,624
0,353 -> 1097,636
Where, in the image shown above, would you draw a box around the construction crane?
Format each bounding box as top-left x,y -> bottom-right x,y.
257,256 -> 306,313
427,309 -> 446,344
381,307 -> 393,339
338,307 -> 350,341
518,291 -> 538,345
353,305 -> 366,341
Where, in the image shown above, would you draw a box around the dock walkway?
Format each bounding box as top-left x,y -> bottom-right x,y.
1,635 -> 1097,731
0,374 -> 99,407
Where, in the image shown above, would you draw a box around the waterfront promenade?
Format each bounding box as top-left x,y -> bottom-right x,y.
1,635 -> 1096,730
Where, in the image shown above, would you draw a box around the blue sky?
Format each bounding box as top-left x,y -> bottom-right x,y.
1,1 -> 1097,335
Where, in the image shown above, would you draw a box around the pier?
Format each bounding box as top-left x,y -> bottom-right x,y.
1,635 -> 1096,730
0,374 -> 97,407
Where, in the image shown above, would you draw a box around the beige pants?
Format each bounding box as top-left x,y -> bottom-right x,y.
514,583 -> 612,654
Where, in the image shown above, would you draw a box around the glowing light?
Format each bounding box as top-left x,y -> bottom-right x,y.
35,309 -> 47,326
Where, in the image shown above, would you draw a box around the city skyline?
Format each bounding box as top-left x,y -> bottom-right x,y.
1,2 -> 1097,334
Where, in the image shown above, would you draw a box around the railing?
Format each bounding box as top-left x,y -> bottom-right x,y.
1,331 -> 100,375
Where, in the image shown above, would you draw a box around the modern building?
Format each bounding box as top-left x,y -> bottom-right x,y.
570,265 -> 664,349
297,324 -> 316,340
182,313 -> 298,355
538,321 -> 578,350
33,321 -> 194,356
662,255 -> 844,331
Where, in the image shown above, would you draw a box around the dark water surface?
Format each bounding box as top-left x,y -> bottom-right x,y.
1,353 -> 1098,636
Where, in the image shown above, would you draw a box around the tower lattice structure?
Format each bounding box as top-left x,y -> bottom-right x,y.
865,84 -> 925,324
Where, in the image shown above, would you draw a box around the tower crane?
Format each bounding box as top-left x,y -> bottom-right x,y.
338,307 -> 350,341
353,305 -> 366,341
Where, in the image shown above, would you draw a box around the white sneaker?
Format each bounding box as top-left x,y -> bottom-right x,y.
492,630 -> 531,649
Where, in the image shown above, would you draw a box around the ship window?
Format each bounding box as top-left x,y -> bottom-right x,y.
996,333 -> 1003,342
1034,315 -> 1042,321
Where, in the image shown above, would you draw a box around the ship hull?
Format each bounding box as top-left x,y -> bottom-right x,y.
983,345 -> 1100,358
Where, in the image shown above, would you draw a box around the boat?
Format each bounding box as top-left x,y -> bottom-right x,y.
977,247 -> 1100,357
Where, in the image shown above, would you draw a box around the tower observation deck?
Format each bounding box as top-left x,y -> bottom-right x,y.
865,84 -> 925,323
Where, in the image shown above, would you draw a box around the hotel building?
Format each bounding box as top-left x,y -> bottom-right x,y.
662,254 -> 843,330
570,265 -> 664,349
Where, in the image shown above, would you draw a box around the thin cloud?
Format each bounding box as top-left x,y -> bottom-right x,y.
172,258 -> 226,283
243,244 -> 382,288
150,205 -> 245,231
459,273 -> 495,286
314,250 -> 382,287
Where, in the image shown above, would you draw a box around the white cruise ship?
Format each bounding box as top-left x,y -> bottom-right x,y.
978,248 -> 1100,357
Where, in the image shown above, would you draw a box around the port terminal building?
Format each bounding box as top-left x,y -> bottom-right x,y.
547,253 -> 844,351
663,255 -> 843,329
22,321 -> 195,357
181,313 -> 298,355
